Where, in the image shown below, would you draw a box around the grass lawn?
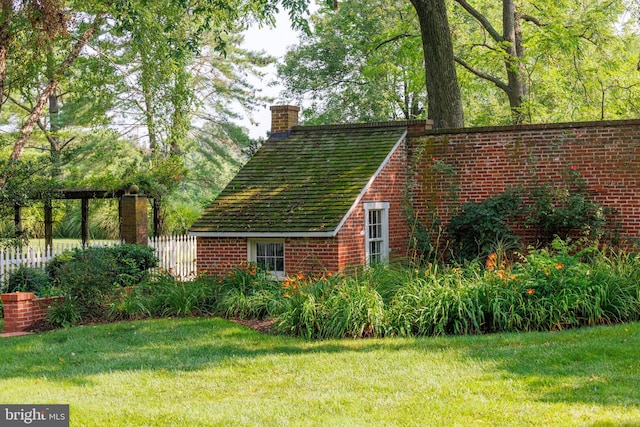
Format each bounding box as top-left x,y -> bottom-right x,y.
0,318 -> 638,426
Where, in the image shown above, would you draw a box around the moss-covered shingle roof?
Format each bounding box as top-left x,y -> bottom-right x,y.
189,123 -> 407,236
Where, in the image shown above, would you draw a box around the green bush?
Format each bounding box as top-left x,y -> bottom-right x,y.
140,273 -> 214,318
4,266 -> 55,296
526,168 -> 609,243
385,268 -> 483,336
214,266 -> 284,320
47,296 -> 82,328
47,244 -> 158,321
447,188 -> 523,262
274,267 -> 397,339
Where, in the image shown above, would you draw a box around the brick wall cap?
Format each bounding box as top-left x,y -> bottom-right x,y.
423,118 -> 640,136
1,292 -> 35,302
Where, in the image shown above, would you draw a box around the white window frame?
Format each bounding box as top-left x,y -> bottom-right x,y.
247,238 -> 286,279
363,201 -> 389,267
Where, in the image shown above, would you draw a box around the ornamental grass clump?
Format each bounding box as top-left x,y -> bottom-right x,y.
209,264 -> 284,320
274,266 -> 397,339
476,238 -> 640,333
385,265 -> 483,337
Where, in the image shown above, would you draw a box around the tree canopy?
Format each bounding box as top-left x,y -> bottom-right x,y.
0,0 -> 318,241
278,0 -> 640,128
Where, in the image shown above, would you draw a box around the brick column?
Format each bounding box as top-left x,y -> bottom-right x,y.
2,292 -> 35,333
120,192 -> 148,245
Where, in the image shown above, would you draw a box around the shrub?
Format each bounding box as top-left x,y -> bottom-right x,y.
447,188 -> 523,262
47,244 -> 158,321
526,167 -> 609,244
4,266 -> 55,296
47,296 -> 82,328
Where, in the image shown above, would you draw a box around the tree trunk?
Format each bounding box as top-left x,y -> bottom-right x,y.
0,0 -> 12,114
8,12 -> 104,162
153,197 -> 167,237
410,0 -> 464,129
140,49 -> 158,153
503,0 -> 527,123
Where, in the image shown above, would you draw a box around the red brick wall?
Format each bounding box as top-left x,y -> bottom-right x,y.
1,292 -> 62,333
195,138 -> 410,277
196,238 -> 248,276
408,119 -> 640,241
336,137 -> 410,267
196,236 -> 339,277
285,238 -> 340,274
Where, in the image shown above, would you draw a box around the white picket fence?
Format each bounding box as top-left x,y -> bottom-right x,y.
0,235 -> 197,287
148,235 -> 197,280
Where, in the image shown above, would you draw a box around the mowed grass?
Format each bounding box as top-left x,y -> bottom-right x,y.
0,318 -> 639,426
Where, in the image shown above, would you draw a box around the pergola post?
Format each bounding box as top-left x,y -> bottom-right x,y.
81,198 -> 90,246
119,186 -> 148,245
44,199 -> 53,249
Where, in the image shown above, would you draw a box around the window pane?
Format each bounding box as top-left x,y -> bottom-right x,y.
369,240 -> 382,264
365,206 -> 386,267
255,242 -> 285,275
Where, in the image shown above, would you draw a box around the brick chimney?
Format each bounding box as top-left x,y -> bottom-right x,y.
270,105 -> 300,136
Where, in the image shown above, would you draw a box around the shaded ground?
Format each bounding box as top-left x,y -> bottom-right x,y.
231,317 -> 276,334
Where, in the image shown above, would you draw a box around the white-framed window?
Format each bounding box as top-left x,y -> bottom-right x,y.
363,201 -> 389,266
248,239 -> 285,279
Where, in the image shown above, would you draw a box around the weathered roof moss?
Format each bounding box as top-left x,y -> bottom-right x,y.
189,124 -> 407,235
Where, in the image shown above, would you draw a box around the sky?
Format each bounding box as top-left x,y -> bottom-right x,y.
239,10 -> 312,139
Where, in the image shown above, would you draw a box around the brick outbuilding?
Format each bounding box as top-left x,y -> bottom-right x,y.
191,105 -> 640,278
189,105 -> 433,277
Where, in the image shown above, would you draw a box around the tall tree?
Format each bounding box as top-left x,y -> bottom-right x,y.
410,0 -> 465,128
0,0 -> 316,193
281,0 -> 639,127
279,0 -> 426,124
453,0 -> 528,123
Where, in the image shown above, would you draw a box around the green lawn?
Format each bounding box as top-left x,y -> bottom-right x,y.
1,318 -> 639,426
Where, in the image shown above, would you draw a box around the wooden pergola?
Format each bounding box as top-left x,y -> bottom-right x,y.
13,188 -> 159,247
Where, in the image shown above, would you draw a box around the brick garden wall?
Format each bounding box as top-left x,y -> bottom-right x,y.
408,119 -> 640,243
1,292 -> 62,333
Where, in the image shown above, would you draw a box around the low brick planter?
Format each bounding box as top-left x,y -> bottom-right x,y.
1,292 -> 63,333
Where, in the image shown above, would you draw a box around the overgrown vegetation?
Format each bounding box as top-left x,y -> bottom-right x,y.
2,244 -> 158,327
71,238 -> 638,339
444,167 -> 615,262
447,187 -> 523,261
